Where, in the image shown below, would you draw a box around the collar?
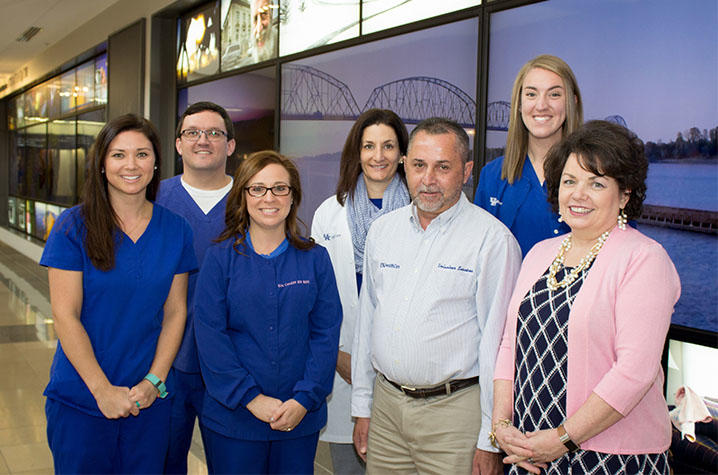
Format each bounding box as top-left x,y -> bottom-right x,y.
409,193 -> 468,233
246,233 -> 289,259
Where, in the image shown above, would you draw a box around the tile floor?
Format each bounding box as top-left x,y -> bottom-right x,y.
0,240 -> 334,474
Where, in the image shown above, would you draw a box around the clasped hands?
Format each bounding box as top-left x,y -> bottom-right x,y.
494,422 -> 568,474
247,394 -> 307,432
94,379 -> 159,419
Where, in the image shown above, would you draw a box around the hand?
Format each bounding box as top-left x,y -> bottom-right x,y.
129,379 -> 159,411
336,350 -> 351,384
246,394 -> 283,423
471,449 -> 502,475
269,399 -> 307,432
353,417 -> 370,462
503,428 -> 566,470
495,423 -> 547,474
93,384 -> 139,419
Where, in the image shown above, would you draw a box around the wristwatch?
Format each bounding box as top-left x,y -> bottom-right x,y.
144,373 -> 168,399
557,424 -> 580,452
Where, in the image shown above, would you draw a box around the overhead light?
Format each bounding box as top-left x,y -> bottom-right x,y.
16,26 -> 42,42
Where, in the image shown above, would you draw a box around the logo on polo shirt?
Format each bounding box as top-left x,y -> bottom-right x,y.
489,197 -> 502,207
437,263 -> 474,274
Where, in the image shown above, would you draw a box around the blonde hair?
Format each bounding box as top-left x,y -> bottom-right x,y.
502,55 -> 583,184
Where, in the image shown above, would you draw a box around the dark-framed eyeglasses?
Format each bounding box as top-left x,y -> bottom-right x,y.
179,129 -> 228,142
245,184 -> 292,197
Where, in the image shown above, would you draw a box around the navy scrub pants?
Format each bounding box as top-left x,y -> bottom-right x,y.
46,397 -> 171,474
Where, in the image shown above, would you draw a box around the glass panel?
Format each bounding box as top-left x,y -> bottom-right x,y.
177,2 -> 221,83
17,199 -> 27,234
45,204 -> 63,240
25,124 -> 50,200
75,61 -> 95,111
177,66 -> 276,176
8,197 -> 18,229
33,201 -> 47,240
278,0 -> 357,57
281,18 -> 479,227
487,0 -> 718,333
9,131 -> 21,196
25,84 -> 48,126
60,70 -> 76,114
95,53 -> 108,105
362,0 -> 479,35
77,109 -> 106,195
14,94 -> 25,129
47,77 -> 62,119
48,120 -> 77,205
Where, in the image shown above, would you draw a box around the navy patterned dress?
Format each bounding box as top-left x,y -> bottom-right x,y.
508,264 -> 668,474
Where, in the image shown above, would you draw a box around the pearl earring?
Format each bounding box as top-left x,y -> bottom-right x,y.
557,214 -> 563,223
617,209 -> 627,230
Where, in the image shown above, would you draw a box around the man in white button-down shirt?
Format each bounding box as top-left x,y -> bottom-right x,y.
351,118 -> 521,474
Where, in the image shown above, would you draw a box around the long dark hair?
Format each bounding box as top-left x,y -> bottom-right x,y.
218,150 -> 313,253
82,114 -> 161,270
335,108 -> 408,206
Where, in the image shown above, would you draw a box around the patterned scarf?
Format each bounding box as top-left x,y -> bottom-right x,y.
346,173 -> 410,273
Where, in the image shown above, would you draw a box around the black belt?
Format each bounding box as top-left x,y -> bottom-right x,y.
384,375 -> 479,399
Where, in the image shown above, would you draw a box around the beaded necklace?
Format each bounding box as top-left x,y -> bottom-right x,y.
546,230 -> 610,291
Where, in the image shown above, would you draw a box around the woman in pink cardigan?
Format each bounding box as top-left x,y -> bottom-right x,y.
490,120 -> 680,474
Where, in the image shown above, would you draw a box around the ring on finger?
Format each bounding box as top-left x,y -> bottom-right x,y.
527,457 -> 534,464
286,427 -> 292,431
135,401 -> 141,408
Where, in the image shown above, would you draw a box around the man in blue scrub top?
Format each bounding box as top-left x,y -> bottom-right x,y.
156,101 -> 236,473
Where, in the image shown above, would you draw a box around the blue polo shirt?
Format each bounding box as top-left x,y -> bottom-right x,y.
474,156 -> 569,256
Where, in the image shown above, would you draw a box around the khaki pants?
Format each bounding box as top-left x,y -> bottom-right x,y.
366,374 -> 481,475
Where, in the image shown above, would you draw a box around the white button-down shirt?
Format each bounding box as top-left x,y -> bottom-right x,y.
351,194 -> 521,451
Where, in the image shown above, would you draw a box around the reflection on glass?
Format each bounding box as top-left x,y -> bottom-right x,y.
25,124 -> 50,200
362,0 -> 479,35
95,53 -> 108,105
280,18 -> 479,227
9,131 -> 21,196
48,120 -> 77,205
177,67 -> 275,176
33,202 -> 47,240
77,110 -> 106,195
279,0 -> 357,57
60,70 -> 76,114
47,77 -> 62,119
8,197 -> 17,228
76,61 -> 95,110
177,2 -> 221,82
25,200 -> 34,236
25,84 -> 48,125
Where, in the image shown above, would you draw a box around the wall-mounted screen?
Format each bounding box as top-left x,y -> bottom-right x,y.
220,0 -> 279,71
177,2 -> 221,83
280,17 -> 479,228
487,0 -> 717,333
362,0 -> 479,35
279,0 -> 358,57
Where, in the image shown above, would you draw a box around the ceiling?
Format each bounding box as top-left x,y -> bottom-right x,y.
0,0 -> 122,87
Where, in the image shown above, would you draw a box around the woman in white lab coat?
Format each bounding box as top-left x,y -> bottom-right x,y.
311,108 -> 409,473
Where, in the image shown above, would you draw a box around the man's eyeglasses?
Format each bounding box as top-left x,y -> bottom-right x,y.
180,129 -> 228,142
245,185 -> 292,197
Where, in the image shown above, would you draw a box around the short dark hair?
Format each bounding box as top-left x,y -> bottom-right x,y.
176,101 -> 234,140
335,109 -> 408,206
544,120 -> 647,219
408,117 -> 470,163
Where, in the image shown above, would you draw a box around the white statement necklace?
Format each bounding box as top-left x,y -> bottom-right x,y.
546,231 -> 610,291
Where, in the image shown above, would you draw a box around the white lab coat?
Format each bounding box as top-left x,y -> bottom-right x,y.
311,195 -> 359,444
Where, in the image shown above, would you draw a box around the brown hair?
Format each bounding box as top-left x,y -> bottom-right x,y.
544,120 -> 647,219
176,101 -> 234,140
81,114 -> 161,271
335,109 -> 408,206
503,55 -> 583,183
218,150 -> 314,253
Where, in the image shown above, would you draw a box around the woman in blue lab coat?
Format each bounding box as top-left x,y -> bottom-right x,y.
195,150 -> 342,474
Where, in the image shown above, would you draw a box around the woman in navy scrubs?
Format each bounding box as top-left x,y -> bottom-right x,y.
474,55 -> 583,256
41,114 -> 196,473
195,151 -> 342,474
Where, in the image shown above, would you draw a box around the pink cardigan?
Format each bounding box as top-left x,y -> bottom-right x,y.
494,227 -> 680,454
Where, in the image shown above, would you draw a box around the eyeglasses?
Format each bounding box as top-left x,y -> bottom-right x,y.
245,185 -> 292,197
179,129 -> 228,142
